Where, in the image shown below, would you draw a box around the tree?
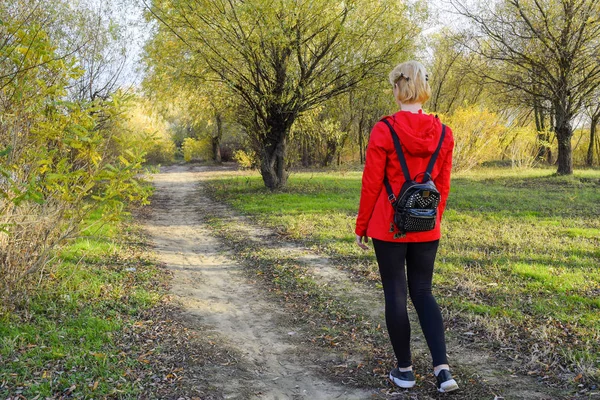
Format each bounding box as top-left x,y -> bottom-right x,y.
426,29 -> 485,115
143,26 -> 234,163
68,3 -> 129,102
287,80 -> 398,167
143,0 -> 421,189
584,94 -> 600,166
0,0 -> 151,307
451,0 -> 600,175
579,81 -> 600,167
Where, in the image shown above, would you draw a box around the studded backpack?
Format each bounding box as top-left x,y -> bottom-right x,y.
380,118 -> 447,238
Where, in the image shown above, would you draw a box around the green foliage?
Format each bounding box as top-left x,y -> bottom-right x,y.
426,29 -> 486,114
205,168 -> 600,382
451,0 -> 600,175
140,0 -> 600,179
0,1 -> 152,310
289,107 -> 345,167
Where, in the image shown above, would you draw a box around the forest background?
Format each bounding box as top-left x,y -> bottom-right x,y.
140,0 -> 600,188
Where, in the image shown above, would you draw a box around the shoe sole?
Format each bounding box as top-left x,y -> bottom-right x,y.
389,372 -> 416,389
438,378 -> 459,393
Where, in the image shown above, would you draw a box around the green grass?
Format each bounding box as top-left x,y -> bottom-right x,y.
205,167 -> 600,383
0,210 -> 165,397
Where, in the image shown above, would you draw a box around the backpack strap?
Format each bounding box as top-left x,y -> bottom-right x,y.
380,119 -> 446,202
423,124 -> 447,181
381,119 -> 411,181
381,119 -> 408,203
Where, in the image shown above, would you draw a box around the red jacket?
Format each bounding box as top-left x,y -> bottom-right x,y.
355,110 -> 454,242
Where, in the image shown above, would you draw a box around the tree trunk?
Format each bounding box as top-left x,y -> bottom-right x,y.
534,101 -> 542,131
555,123 -> 573,174
587,116 -> 598,166
212,113 -> 222,163
534,100 -> 549,162
556,136 -> 572,173
322,139 -> 337,167
337,134 -> 348,166
211,137 -> 221,163
596,125 -> 600,165
552,100 -> 573,174
301,137 -> 310,167
259,112 -> 291,190
260,139 -> 287,189
358,127 -> 364,164
358,116 -> 365,164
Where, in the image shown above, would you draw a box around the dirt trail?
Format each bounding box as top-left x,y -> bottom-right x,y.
143,164 -> 375,400
143,164 -> 569,400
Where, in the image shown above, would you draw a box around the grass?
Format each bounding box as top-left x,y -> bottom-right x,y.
201,209 -> 497,397
205,166 -> 600,385
0,208 -> 166,398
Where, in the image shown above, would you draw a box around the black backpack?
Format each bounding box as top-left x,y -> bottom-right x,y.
380,118 -> 447,238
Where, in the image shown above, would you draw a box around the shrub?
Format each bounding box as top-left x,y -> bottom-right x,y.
145,138 -> 177,164
502,126 -> 540,169
233,149 -> 258,169
442,106 -> 506,172
122,99 -> 176,165
572,128 -> 599,166
0,11 -> 150,311
182,137 -> 212,162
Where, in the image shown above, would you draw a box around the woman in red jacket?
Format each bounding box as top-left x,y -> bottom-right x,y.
355,60 -> 458,393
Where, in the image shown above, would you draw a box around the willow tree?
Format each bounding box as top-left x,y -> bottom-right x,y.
143,0 -> 420,189
452,0 -> 600,175
426,29 -> 487,115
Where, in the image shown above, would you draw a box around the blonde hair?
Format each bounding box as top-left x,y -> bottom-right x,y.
389,60 -> 431,104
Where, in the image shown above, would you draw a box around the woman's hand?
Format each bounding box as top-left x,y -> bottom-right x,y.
356,234 -> 369,250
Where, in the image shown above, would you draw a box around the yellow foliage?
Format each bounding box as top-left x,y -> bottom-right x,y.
442,106 -> 507,172
572,128 -> 596,166
122,100 -> 176,164
182,137 -> 212,162
503,126 -> 541,168
233,149 -> 258,169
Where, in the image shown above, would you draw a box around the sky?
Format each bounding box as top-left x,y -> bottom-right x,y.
79,0 -> 152,88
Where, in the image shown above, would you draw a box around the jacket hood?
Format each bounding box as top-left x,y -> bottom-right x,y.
388,110 -> 443,157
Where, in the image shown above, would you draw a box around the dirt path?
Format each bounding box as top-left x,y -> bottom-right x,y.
143,164 -> 375,399
143,164 -> 571,400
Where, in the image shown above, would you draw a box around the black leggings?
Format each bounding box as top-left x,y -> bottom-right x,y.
373,239 -> 448,368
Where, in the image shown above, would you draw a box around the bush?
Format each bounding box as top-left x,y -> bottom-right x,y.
233,149 -> 258,169
0,11 -> 150,311
145,138 -> 177,164
122,99 -> 176,165
443,106 -> 506,172
502,126 -> 540,169
182,137 -> 212,162
572,128 -> 599,166
0,93 -> 151,311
